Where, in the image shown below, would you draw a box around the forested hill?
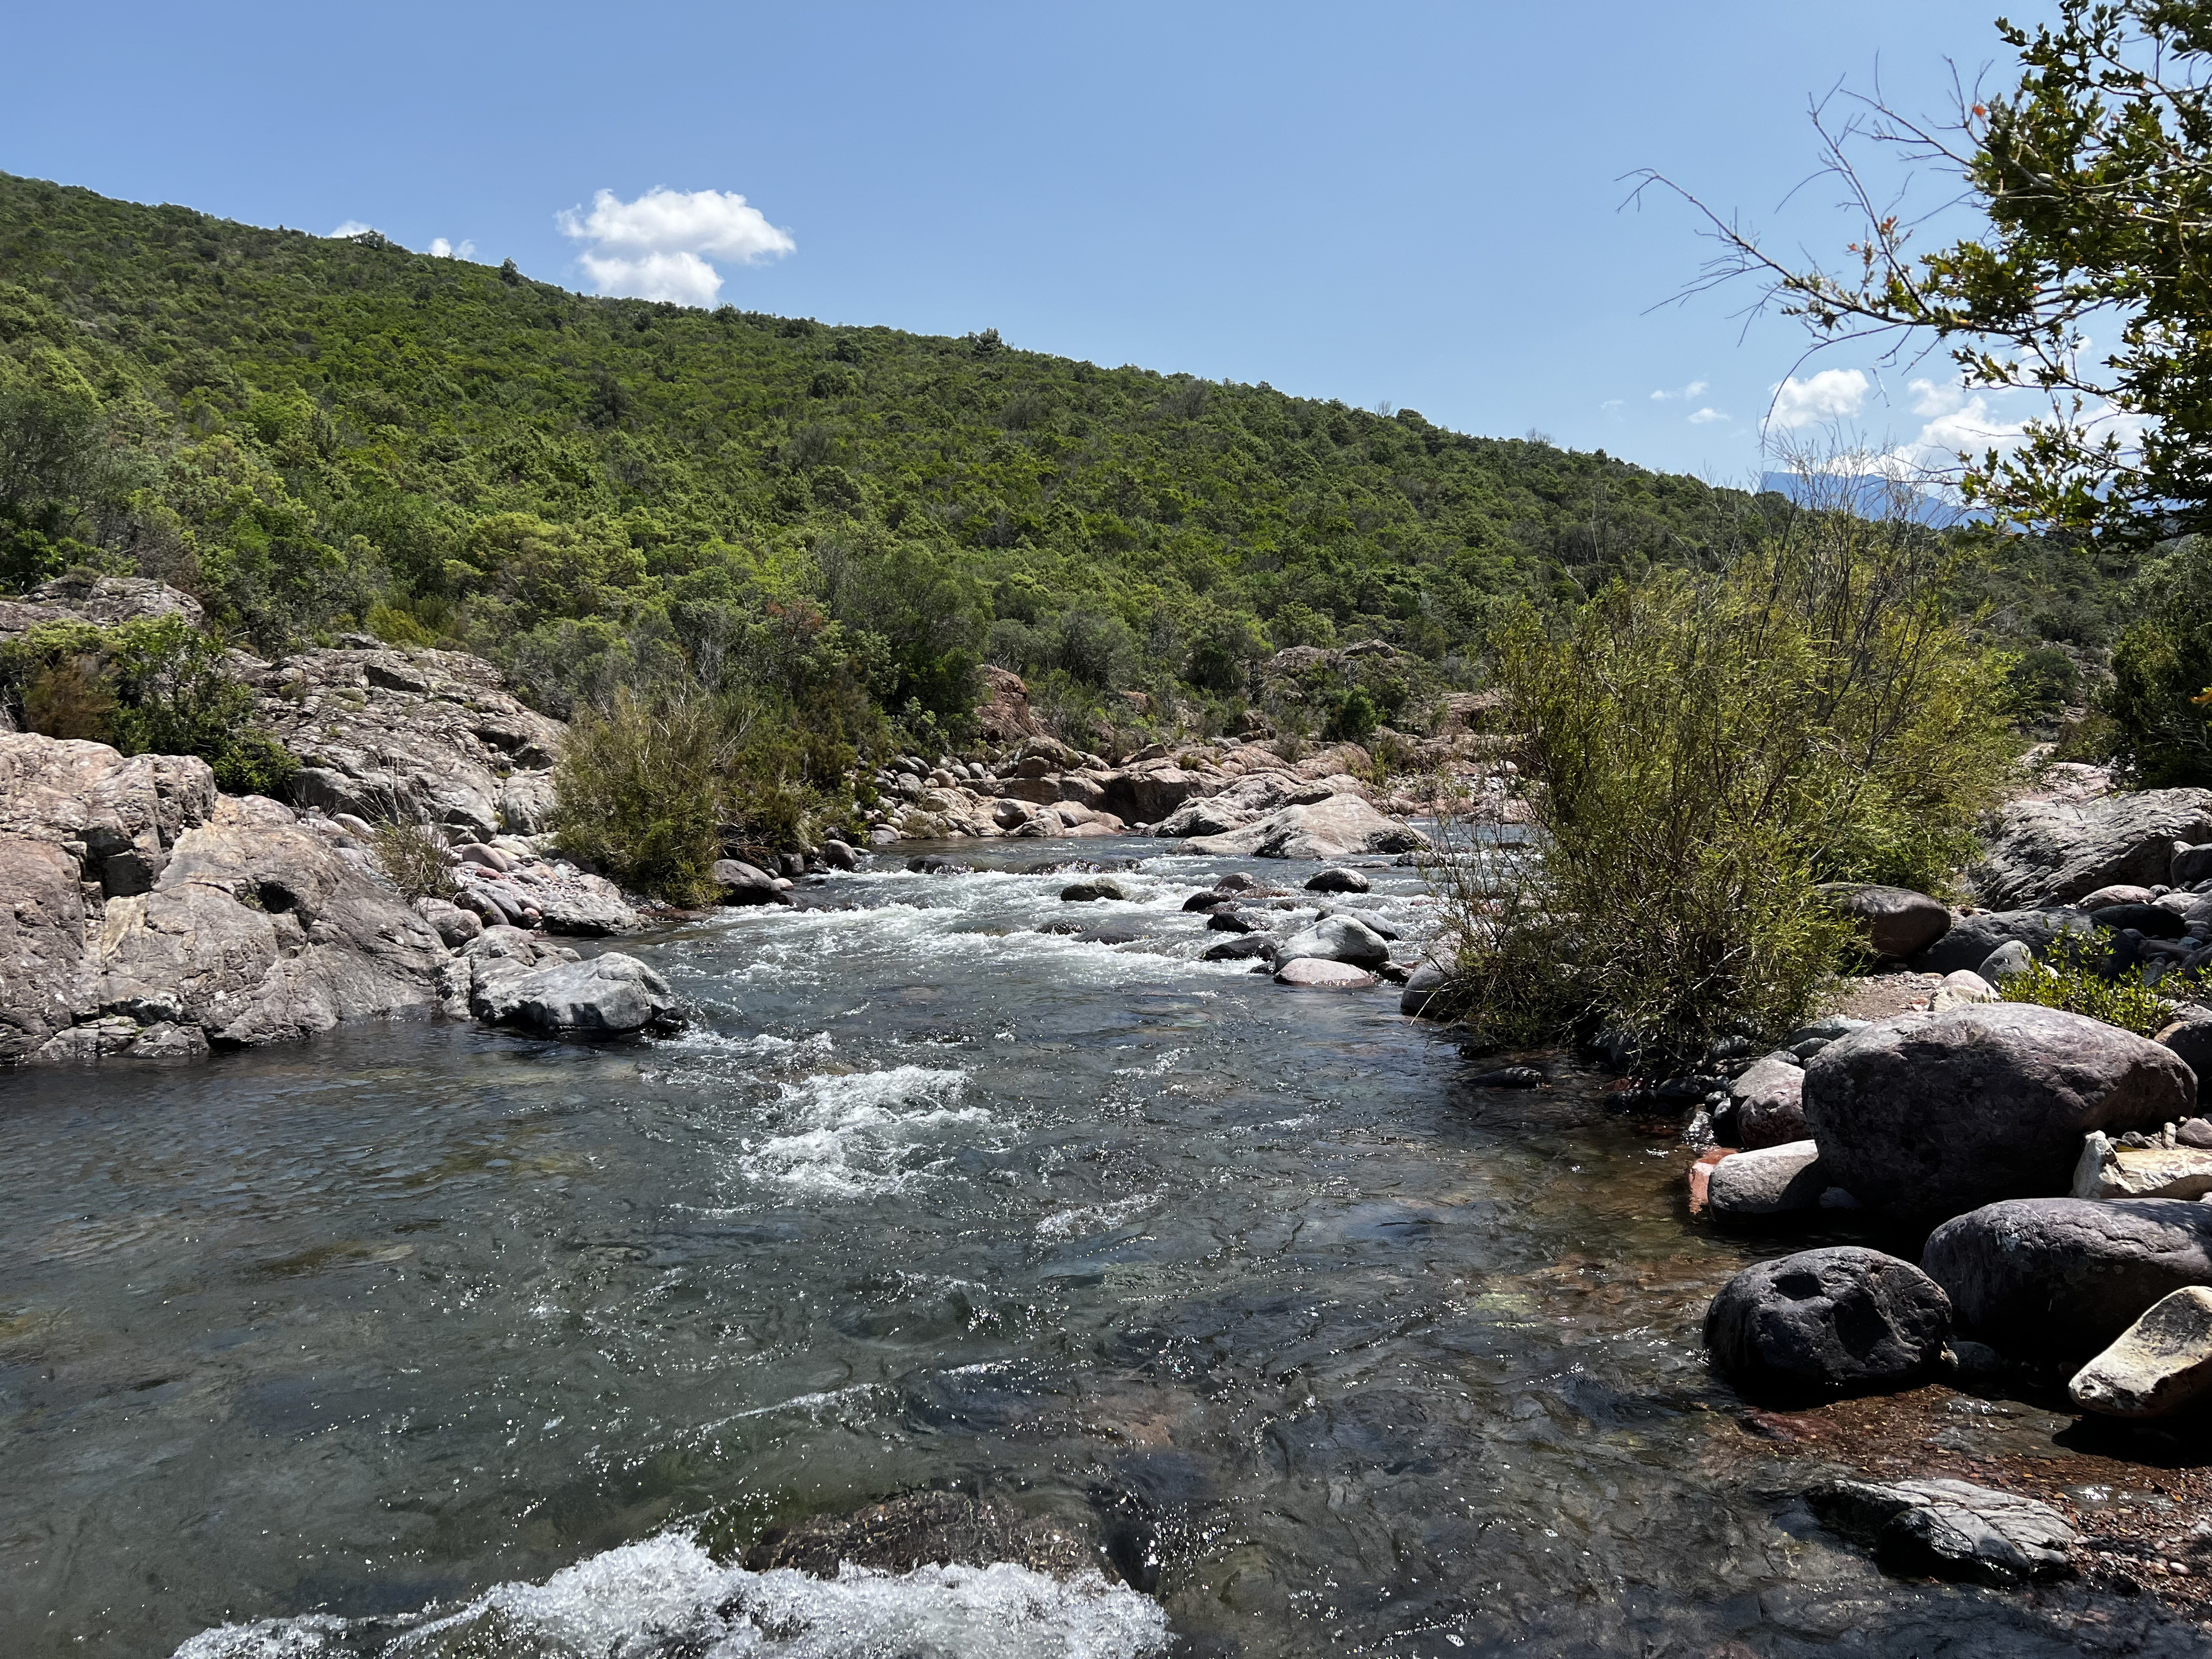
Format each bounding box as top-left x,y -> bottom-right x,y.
0,170 -> 1987,750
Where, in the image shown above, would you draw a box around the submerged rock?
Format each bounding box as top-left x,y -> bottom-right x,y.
1704,1246 -> 1950,1397
1199,934 -> 1272,962
1060,878 -> 1128,903
745,1491 -> 1105,1581
1806,1478 -> 2075,1585
2070,1286 -> 2212,1419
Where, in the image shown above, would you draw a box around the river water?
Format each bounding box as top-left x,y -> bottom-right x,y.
2,837 -> 2205,1657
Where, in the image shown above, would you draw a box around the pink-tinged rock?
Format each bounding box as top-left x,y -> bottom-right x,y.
2079,884 -> 2158,912
1687,1146 -> 1732,1216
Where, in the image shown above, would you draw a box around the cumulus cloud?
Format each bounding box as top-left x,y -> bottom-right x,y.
1687,406 -> 1728,425
328,220 -> 377,238
1768,368 -> 1871,429
427,237 -> 476,260
557,186 -> 795,306
1649,379 -> 1710,403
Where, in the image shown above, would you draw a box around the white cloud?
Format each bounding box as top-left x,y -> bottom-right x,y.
1687,406 -> 1727,425
557,186 -> 795,306
1600,398 -> 1624,411
1650,378 -> 1711,402
1768,368 -> 1871,429
329,220 -> 376,238
427,237 -> 476,260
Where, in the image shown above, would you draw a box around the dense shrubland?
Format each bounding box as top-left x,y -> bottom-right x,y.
0,173 -> 2115,781
1438,498 -> 2018,1063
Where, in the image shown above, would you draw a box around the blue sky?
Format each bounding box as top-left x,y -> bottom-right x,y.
2,1 -> 2047,483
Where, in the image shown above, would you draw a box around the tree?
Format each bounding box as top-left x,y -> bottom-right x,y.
1637,0 -> 2212,545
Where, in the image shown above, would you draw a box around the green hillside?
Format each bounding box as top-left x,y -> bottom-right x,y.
0,171 -> 1775,736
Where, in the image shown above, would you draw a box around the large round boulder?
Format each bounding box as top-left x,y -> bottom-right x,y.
1274,914 -> 1391,970
1834,885 -> 1952,960
1801,1004 -> 2194,1222
1704,1246 -> 1952,1397
1922,1197 -> 2212,1360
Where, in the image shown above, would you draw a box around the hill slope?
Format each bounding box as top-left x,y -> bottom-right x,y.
0,172 -> 1765,740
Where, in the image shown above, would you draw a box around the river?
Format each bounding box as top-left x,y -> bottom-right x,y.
2,837 -> 2204,1657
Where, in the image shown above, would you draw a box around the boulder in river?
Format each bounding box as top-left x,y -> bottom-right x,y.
1806,1477 -> 2075,1586
1705,1140 -> 1829,1217
1922,1196 -> 2212,1359
1801,1004 -> 2194,1222
2069,1286 -> 2212,1420
1832,884 -> 1952,959
469,948 -> 684,1036
1200,934 -> 1272,962
1703,1245 -> 1951,1397
1181,794 -> 1430,860
1274,914 -> 1391,969
1398,957 -> 1458,1019
1274,958 -> 1376,988
1305,867 -> 1370,894
745,1491 -> 1102,1580
1060,878 -> 1128,902
1975,787 -> 2212,909
712,858 -> 786,906
1204,908 -> 1260,933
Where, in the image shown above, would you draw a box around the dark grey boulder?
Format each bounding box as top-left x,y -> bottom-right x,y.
2090,901 -> 2189,940
1181,890 -> 1229,912
1703,1246 -> 1950,1397
1801,1004 -> 2194,1222
820,839 -> 859,871
1201,934 -> 1272,963
1399,958 -> 1457,1018
1834,885 -> 1952,959
712,858 -> 784,906
1060,878 -> 1128,902
1922,1197 -> 2212,1359
2158,1012 -> 2212,1083
2174,842 -> 2212,887
1305,867 -> 1370,894
1976,787 -> 2212,909
1806,1478 -> 2075,1585
1910,908 -> 2091,974
1205,908 -> 1259,933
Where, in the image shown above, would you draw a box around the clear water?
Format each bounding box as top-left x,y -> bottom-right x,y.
1,839 -> 2203,1657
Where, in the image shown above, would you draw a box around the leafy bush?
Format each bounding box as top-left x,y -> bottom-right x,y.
1,613 -> 299,794
1998,942 -> 2197,1037
1439,510 -> 2016,1063
552,688 -> 729,905
2105,536 -> 2212,785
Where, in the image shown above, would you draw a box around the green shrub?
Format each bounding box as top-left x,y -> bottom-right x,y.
1998,942 -> 2198,1037
365,602 -> 439,648
1439,512 -> 2016,1064
2105,536 -> 2212,786
552,688 -> 729,905
371,819 -> 460,902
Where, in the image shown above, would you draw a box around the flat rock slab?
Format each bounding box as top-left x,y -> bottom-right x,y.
1975,788 -> 2212,910
2072,1133 -> 2212,1201
2070,1285 -> 2212,1419
1807,1477 -> 2075,1585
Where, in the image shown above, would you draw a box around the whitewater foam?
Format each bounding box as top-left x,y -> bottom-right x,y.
173,1533 -> 1168,1657
737,1065 -> 993,1198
